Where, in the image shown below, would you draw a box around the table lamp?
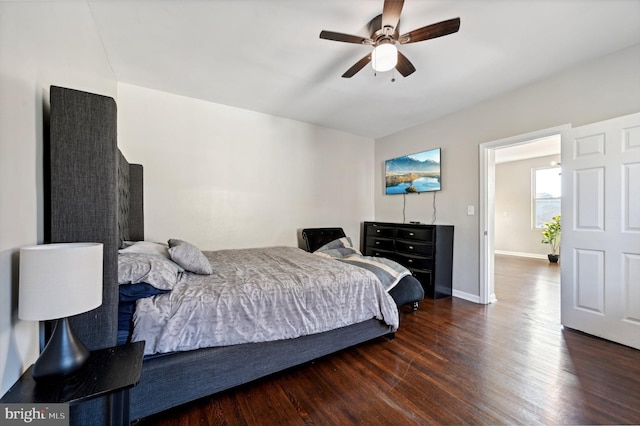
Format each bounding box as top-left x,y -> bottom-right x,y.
19,243 -> 103,381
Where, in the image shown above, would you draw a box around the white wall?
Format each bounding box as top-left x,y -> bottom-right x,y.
0,2 -> 116,394
116,83 -> 375,250
375,44 -> 640,300
495,154 -> 561,257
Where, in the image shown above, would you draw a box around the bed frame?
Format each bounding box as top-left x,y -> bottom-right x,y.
46,86 -> 396,424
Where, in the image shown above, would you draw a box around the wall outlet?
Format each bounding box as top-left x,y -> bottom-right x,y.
467,205 -> 475,216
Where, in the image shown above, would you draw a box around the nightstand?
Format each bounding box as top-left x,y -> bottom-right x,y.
1,341 -> 144,426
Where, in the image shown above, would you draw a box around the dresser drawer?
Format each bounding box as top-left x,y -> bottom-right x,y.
366,225 -> 395,238
395,240 -> 431,256
367,248 -> 395,259
396,253 -> 431,270
396,227 -> 432,241
367,238 -> 394,251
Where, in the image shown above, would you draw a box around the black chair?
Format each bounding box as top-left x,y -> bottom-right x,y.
301,228 -> 424,310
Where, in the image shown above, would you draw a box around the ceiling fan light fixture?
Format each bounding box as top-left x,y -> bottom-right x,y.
319,1 -> 461,78
371,43 -> 397,72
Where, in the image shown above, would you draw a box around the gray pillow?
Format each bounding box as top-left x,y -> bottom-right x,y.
119,241 -> 172,260
118,252 -> 183,290
168,239 -> 213,275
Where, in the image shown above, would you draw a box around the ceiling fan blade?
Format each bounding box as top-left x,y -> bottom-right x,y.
342,54 -> 372,78
382,0 -> 404,30
396,51 -> 416,77
399,17 -> 461,44
320,30 -> 372,45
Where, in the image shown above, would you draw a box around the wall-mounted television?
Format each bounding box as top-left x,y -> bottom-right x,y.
385,148 -> 441,194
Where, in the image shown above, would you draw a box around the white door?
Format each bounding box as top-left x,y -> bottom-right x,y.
561,112 -> 640,349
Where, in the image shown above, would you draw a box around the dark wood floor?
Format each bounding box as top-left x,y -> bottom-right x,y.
135,255 -> 640,425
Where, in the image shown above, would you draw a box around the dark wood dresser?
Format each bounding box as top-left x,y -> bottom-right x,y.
362,221 -> 454,299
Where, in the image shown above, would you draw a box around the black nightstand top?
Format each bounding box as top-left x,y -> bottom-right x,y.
1,341 -> 144,405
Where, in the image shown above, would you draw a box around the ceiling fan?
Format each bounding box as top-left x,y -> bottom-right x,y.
319,0 -> 460,78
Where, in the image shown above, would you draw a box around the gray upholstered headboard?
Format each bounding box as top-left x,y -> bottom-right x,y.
47,86 -> 143,352
117,150 -> 144,245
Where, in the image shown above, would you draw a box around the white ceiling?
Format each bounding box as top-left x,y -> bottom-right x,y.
87,0 -> 640,139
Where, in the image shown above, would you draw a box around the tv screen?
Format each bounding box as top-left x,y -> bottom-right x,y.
385,148 -> 441,194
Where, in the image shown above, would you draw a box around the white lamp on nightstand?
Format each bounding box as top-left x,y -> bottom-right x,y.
19,243 -> 103,381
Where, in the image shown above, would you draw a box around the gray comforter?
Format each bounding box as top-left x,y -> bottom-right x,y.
133,246 -> 399,355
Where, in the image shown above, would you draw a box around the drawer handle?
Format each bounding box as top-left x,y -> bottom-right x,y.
376,241 -> 380,245
409,232 -> 414,236
409,246 -> 414,250
376,229 -> 381,233
408,259 -> 413,263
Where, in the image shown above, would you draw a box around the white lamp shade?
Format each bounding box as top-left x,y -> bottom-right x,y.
19,243 -> 103,321
371,43 -> 398,72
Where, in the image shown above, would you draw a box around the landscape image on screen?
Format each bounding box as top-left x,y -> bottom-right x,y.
385,148 -> 441,194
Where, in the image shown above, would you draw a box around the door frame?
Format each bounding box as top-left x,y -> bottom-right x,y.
478,124 -> 570,304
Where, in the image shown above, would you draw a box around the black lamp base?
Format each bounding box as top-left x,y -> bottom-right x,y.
32,317 -> 89,382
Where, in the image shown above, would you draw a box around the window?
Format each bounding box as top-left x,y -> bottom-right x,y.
533,166 -> 561,228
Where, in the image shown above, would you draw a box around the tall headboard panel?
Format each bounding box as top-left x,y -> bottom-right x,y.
116,151 -> 144,244
47,86 -> 143,351
129,164 -> 144,241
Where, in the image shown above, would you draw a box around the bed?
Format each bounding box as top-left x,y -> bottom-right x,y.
45,86 -> 420,424
119,243 -> 400,356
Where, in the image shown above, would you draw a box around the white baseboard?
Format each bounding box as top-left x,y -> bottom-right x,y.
452,290 -> 497,305
452,289 -> 480,304
452,289 -> 498,304
494,250 -> 547,259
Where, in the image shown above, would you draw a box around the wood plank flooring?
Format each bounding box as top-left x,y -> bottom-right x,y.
134,255 -> 640,425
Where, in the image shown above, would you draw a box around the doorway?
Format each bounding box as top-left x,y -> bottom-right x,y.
494,136 -> 561,259
479,125 -> 569,304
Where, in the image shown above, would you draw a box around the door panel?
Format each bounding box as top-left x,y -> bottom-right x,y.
624,163 -> 640,230
561,112 -> 640,349
574,168 -> 604,230
624,254 -> 640,322
575,249 -> 604,313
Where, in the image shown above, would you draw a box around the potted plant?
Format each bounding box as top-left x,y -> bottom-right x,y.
541,215 -> 561,263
